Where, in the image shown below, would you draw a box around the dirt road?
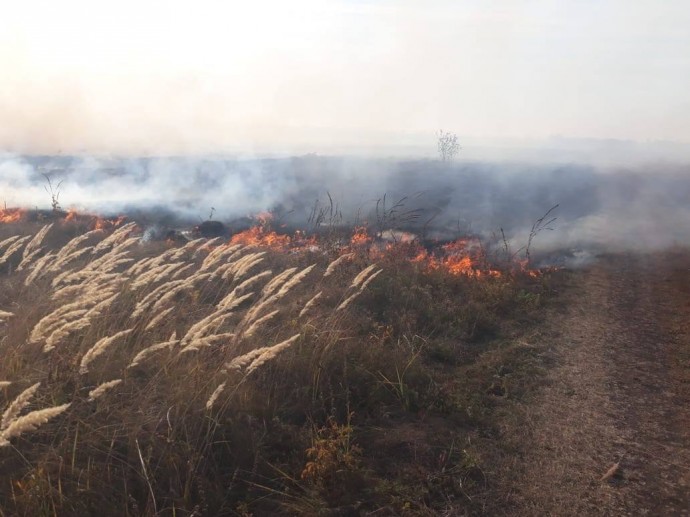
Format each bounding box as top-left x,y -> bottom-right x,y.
506,253 -> 690,515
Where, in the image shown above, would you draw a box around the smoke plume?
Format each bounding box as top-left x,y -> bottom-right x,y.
2,152 -> 690,256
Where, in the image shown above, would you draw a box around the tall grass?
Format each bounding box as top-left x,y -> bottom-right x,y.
0,219 -> 551,515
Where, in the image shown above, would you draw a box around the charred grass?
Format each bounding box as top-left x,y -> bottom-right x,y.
0,220 -> 562,516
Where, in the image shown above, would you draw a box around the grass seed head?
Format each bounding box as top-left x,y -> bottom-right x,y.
1,382 -> 41,431
0,403 -> 71,447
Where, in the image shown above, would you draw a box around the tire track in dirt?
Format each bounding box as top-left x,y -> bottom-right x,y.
508,253 -> 690,516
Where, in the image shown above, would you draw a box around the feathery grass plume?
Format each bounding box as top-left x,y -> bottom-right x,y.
130,263 -> 170,289
135,262 -> 188,288
169,239 -> 204,261
24,252 -> 56,285
192,237 -> 224,260
33,288 -> 119,344
93,222 -> 137,254
225,334 -> 300,373
261,267 -> 298,298
0,403 -> 71,447
23,223 -> 53,257
351,264 -> 378,289
213,270 -> 269,309
181,310 -> 224,344
1,382 -> 41,431
226,347 -> 266,372
227,253 -> 266,281
299,291 -> 322,318
240,264 -> 315,330
336,292 -> 360,312
50,258 -> 98,286
49,246 -> 95,276
52,284 -> 87,301
153,262 -> 186,284
233,270 -> 272,293
40,308 -> 89,335
240,296 -> 278,331
213,261 -> 235,280
217,291 -> 254,311
87,379 -> 122,402
83,250 -> 131,274
216,278 -> 253,309
57,265 -> 96,285
219,251 -> 259,280
336,269 -> 381,311
110,236 -> 140,255
276,264 -> 316,297
170,263 -> 196,280
246,334 -> 300,374
97,256 -> 134,274
226,257 -> 264,282
181,271 -> 211,287
239,267 -> 296,326
243,310 -> 279,338
131,279 -> 186,319
200,242 -> 229,265
182,310 -> 236,344
55,230 -> 102,261
201,244 -> 243,272
84,292 -> 120,319
180,332 -> 236,354
0,310 -> 14,322
358,268 -> 383,291
324,253 -> 354,277
208,247 -> 247,278
79,329 -> 133,374
0,235 -> 22,253
0,382 -> 11,388
31,309 -> 88,343
17,246 -> 45,271
144,307 -> 175,332
127,339 -> 178,368
44,318 -> 93,353
0,235 -> 31,267
206,382 -> 227,410
150,284 -> 192,314
127,256 -> 154,277
32,287 -> 113,331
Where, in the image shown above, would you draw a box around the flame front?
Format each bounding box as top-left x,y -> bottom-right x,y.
0,208 -> 26,223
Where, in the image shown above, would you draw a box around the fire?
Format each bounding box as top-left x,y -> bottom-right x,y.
93,215 -> 128,230
0,208 -> 26,223
62,209 -> 128,230
350,226 -> 372,246
230,226 -> 292,249
410,241 -> 495,277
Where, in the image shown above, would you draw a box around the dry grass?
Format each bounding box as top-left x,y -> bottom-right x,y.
0,218 -> 554,515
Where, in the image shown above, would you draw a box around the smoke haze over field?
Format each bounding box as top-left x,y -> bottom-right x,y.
1,1 -> 690,154
2,2 -> 690,255
2,153 -> 690,255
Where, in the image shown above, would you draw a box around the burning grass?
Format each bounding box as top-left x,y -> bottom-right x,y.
0,213 -> 557,515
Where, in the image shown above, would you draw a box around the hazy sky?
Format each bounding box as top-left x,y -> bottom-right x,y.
1,0 -> 689,154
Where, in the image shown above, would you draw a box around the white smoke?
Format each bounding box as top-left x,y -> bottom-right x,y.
3,151 -> 690,254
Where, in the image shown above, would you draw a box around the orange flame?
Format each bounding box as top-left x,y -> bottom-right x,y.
0,208 -> 26,223
350,226 -> 372,247
60,208 -> 127,230
230,226 -> 292,249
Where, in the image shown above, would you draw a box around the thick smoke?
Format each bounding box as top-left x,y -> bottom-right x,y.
2,152 -> 690,255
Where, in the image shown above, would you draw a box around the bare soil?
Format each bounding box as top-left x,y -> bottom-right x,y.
496,252 -> 690,516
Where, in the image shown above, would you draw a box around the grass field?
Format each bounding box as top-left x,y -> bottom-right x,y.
0,213 -> 556,515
